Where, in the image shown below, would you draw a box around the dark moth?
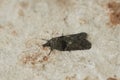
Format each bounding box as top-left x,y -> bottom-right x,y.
42,32 -> 91,55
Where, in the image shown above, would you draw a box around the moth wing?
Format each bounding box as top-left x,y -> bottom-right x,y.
65,32 -> 88,40
65,39 -> 91,51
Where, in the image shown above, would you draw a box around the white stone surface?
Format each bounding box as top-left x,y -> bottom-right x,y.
0,0 -> 120,80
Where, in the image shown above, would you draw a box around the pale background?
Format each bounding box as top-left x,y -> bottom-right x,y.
0,0 -> 120,80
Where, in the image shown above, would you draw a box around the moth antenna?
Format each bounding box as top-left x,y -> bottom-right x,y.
61,32 -> 65,37
62,33 -> 64,36
41,38 -> 48,41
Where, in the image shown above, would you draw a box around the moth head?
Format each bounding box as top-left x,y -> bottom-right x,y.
43,39 -> 55,47
42,40 -> 53,56
43,41 -> 51,47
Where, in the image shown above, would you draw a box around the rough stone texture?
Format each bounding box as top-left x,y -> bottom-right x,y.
0,0 -> 120,80
108,1 -> 120,25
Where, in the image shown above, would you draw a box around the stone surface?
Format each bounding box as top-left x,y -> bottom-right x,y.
0,0 -> 120,80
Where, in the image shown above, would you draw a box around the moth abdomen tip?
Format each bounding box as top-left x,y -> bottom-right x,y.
86,42 -> 92,49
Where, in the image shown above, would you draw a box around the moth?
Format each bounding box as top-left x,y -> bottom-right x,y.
42,32 -> 92,55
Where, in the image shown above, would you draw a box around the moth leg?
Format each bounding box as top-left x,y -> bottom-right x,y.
47,48 -> 53,56
64,44 -> 71,52
62,33 -> 64,36
65,45 -> 71,52
64,43 -> 70,51
61,33 -> 65,37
